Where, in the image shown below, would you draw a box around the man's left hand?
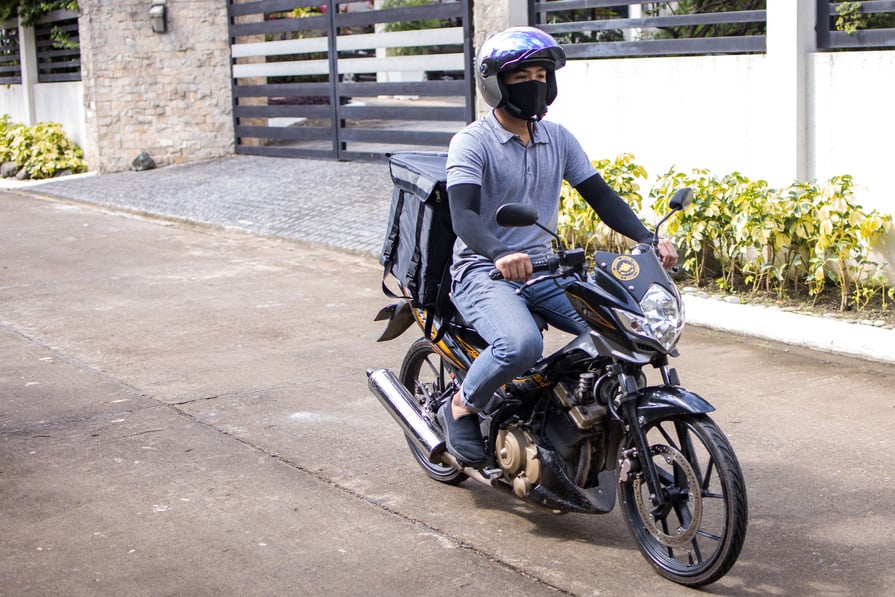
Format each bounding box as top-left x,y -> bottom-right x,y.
657,239 -> 678,270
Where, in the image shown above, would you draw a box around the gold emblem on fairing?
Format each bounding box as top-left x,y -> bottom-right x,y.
611,256 -> 640,281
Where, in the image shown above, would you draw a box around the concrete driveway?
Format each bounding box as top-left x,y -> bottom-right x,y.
1,192 -> 893,596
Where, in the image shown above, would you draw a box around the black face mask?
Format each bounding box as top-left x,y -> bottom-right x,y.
504,79 -> 548,121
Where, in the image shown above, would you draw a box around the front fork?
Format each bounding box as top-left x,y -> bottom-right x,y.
612,364 -> 670,510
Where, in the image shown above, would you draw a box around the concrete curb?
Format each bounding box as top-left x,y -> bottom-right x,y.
683,295 -> 895,364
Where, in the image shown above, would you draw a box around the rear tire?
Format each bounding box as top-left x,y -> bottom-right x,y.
619,414 -> 747,587
399,338 -> 467,485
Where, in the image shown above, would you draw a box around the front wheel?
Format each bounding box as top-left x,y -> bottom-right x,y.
399,338 -> 467,485
619,414 -> 747,587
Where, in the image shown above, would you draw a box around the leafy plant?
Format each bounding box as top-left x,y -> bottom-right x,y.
558,153 -> 648,256
807,175 -> 891,310
548,6 -> 625,45
836,1 -> 866,34
643,1 -> 766,39
650,167 -> 747,288
382,0 -> 456,57
560,154 -> 894,314
835,1 -> 895,34
0,115 -> 86,178
648,164 -> 892,311
0,1 -> 78,26
0,2 -> 79,52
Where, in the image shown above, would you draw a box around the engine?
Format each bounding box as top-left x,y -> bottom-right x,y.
495,425 -> 540,497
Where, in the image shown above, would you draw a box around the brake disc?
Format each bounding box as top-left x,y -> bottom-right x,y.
633,444 -> 703,548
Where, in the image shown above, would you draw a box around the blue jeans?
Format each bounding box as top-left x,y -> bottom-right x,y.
451,265 -> 588,412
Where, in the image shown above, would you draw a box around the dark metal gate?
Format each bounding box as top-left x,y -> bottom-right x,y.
228,0 -> 474,161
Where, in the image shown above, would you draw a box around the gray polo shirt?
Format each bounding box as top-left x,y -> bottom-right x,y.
446,110 -> 596,279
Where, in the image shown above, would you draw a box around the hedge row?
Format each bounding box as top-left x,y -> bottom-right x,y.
559,154 -> 893,311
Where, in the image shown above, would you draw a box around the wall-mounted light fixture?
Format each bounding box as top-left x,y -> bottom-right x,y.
150,1 -> 167,33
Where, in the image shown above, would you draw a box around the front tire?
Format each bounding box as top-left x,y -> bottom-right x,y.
399,338 -> 467,485
619,414 -> 747,587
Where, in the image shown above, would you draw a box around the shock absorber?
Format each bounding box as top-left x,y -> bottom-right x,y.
576,372 -> 595,403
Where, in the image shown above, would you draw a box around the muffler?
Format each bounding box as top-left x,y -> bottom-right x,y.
366,368 -> 445,463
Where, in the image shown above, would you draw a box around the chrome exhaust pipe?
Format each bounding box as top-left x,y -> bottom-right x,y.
366,368 -> 445,463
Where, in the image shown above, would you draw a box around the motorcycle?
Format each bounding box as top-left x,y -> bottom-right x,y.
366,188 -> 748,587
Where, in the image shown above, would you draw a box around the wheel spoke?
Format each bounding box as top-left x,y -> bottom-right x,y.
689,539 -> 704,564
421,354 -> 440,379
697,527 -> 722,542
701,455 -> 717,493
657,421 -> 680,450
675,421 -> 705,482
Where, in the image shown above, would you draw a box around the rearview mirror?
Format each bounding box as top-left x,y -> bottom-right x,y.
495,203 -> 538,227
669,188 -> 693,211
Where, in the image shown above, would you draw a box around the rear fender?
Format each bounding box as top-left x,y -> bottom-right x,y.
374,300 -> 416,342
636,385 -> 715,425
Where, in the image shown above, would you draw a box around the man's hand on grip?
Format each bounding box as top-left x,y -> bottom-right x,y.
495,252 -> 533,282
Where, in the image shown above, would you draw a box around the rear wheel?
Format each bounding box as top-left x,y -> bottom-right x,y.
619,414 -> 747,587
399,338 -> 467,485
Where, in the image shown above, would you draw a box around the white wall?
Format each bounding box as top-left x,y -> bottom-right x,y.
0,81 -> 86,150
810,50 -> 895,214
0,85 -> 27,123
33,82 -> 86,148
550,55 -> 772,191
550,50 -> 895,216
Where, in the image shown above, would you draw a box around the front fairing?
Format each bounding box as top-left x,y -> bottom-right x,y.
591,250 -> 678,304
564,251 -> 682,357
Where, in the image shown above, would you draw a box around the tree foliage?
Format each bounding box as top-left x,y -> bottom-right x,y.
645,1 -> 766,38
0,1 -> 78,26
835,1 -> 895,34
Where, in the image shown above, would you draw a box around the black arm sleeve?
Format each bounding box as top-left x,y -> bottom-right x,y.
575,173 -> 653,243
448,183 -> 513,261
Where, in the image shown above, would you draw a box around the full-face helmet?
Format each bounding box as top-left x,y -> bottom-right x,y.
476,27 -> 566,116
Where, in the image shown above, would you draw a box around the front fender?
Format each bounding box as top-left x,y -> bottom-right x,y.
636,385 -> 715,425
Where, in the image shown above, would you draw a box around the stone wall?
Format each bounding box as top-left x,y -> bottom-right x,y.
79,0 -> 234,172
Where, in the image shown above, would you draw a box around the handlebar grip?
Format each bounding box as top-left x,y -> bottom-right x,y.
488,255 -> 559,280
531,255 -> 559,272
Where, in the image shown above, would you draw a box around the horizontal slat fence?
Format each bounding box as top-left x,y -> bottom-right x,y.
0,20 -> 21,84
35,9 -> 81,82
530,1 -> 766,58
229,0 -> 473,161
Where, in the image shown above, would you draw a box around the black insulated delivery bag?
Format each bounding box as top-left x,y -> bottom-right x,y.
380,152 -> 455,319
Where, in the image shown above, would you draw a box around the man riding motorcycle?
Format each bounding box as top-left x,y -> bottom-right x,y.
440,26 -> 678,465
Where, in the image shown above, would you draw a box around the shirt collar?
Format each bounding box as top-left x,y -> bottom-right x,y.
485,110 -> 548,145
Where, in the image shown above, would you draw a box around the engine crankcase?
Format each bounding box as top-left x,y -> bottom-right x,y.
495,427 -> 541,497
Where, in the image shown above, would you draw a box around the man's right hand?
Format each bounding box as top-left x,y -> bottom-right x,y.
494,252 -> 533,282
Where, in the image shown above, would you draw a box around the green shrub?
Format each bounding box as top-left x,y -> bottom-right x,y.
650,166 -> 892,310
0,115 -> 87,179
558,153 -> 648,256
556,153 -> 894,313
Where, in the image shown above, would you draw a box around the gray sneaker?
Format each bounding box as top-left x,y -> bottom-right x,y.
437,401 -> 486,466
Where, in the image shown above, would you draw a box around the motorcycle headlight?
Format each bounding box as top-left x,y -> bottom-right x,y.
613,284 -> 685,352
